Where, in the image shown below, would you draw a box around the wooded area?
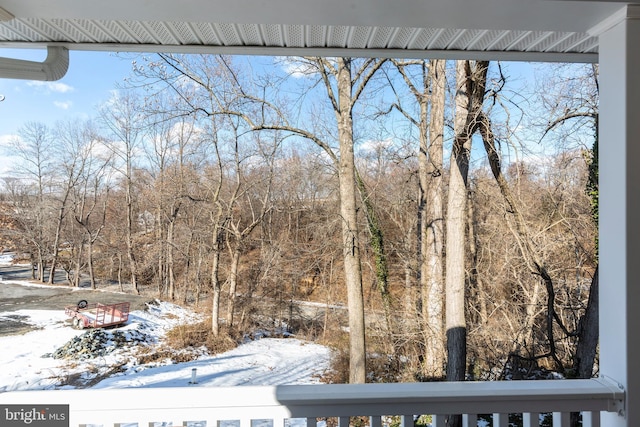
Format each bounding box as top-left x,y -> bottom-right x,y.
0,57 -> 598,392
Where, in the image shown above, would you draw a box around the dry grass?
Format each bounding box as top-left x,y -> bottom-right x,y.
131,317 -> 241,366
60,362 -> 128,388
165,318 -> 239,354
316,324 -> 410,384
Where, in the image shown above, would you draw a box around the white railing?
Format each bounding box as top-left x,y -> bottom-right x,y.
0,377 -> 624,427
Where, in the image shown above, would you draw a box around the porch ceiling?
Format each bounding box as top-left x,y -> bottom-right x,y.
0,0 -> 632,62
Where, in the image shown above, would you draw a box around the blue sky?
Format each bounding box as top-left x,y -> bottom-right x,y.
0,49 -> 136,174
0,50 -> 546,177
0,49 -> 135,133
0,51 -> 538,136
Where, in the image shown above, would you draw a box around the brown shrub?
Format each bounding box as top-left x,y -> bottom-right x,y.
164,318 -> 239,354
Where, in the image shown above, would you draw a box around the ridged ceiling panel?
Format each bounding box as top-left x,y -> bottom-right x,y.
217,23 -> 242,46
307,26 -> 326,48
468,30 -> 505,51
169,22 -> 201,45
429,28 -> 459,50
1,19 -> 43,41
239,24 -> 262,46
406,28 -> 438,50
0,18 -> 599,57
572,37 -> 599,54
368,27 -> 394,49
327,26 -> 349,48
192,23 -> 221,45
528,32 -> 569,53
349,27 -> 373,49
286,25 -> 304,48
263,24 -> 283,47
508,31 -> 548,52
387,27 -> 414,49
101,21 -> 137,44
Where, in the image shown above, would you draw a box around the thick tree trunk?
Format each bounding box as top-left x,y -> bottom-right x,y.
211,244 -> 222,336
445,60 -> 489,427
125,166 -> 139,294
167,213 -> 177,300
36,251 -> 44,282
195,244 -> 203,306
446,61 -> 472,387
164,201 -> 181,301
226,246 -> 241,328
87,240 -> 96,289
74,242 -> 83,288
445,136 -> 470,384
570,267 -> 599,427
210,203 -> 224,335
48,203 -> 67,285
117,253 -> 123,291
336,58 -> 367,384
421,58 -> 446,379
574,266 -> 599,378
466,189 -> 487,325
157,205 -> 166,298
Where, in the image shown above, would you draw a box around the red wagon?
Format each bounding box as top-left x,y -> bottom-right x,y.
65,300 -> 130,329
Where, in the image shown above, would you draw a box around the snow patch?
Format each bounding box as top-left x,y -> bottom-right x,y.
0,298 -> 331,392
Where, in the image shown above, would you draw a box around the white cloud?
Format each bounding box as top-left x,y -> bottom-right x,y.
0,133 -> 16,148
276,57 -> 320,79
357,138 -> 393,155
26,81 -> 75,94
53,100 -> 72,110
0,134 -> 19,178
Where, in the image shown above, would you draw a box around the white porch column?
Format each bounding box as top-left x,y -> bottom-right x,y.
597,5 -> 640,427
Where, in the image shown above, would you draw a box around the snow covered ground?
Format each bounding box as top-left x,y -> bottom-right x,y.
0,279 -> 332,392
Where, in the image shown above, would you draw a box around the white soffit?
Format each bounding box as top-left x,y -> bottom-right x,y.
0,0 -> 630,62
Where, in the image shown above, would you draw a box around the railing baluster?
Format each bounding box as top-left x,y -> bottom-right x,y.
370,415 -> 382,427
582,411 -> 600,427
399,414 -> 413,427
337,416 -> 350,427
462,413 -> 477,427
306,417 -> 316,427
552,412 -> 570,427
431,414 -> 446,427
523,412 -> 540,427
493,413 -> 508,427
581,411 -> 601,427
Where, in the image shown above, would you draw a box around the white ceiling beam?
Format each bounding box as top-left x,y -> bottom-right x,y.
0,41 -> 597,63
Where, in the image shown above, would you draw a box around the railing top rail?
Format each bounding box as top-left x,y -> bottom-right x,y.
0,377 -> 624,419
277,377 -> 625,416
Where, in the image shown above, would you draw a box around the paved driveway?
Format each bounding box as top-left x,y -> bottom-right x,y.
0,266 -> 152,336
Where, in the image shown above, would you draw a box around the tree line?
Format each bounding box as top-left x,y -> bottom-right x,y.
1,57 -> 598,398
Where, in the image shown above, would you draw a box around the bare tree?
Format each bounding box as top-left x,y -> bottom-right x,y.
222,123 -> 276,329
206,127 -> 226,336
46,120 -> 95,285
143,54 -> 385,383
273,57 -> 387,383
536,63 -> 599,382
143,97 -> 201,300
72,121 -> 112,289
99,91 -> 145,294
7,121 -> 55,281
446,60 -> 489,393
391,58 -> 447,378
